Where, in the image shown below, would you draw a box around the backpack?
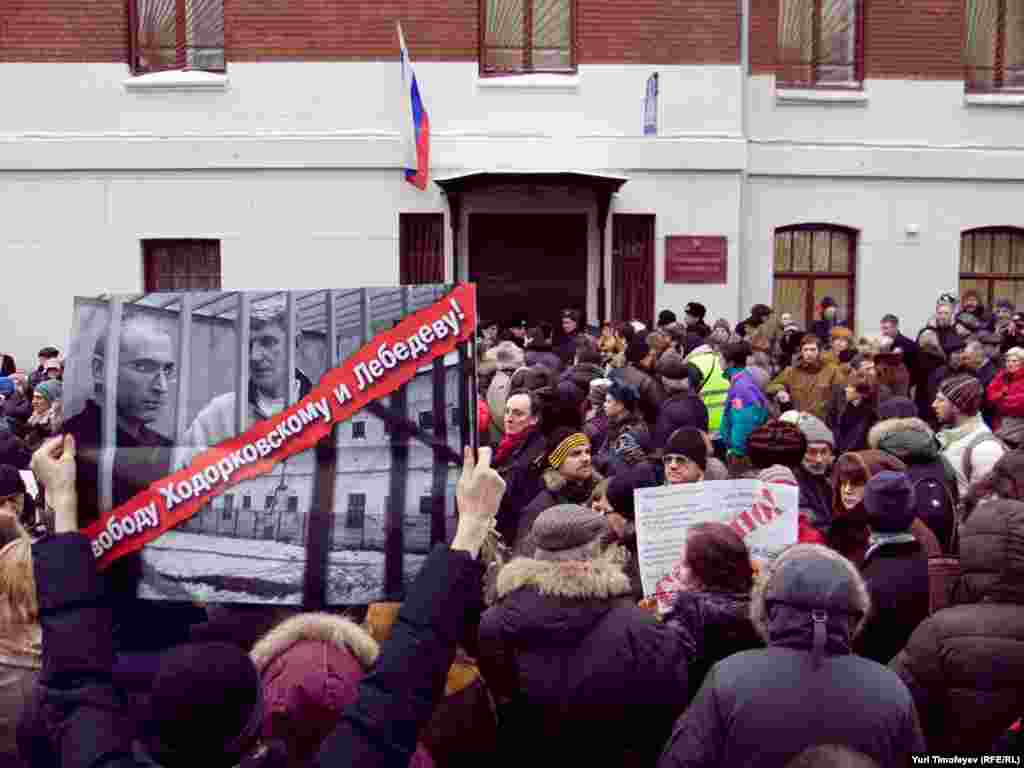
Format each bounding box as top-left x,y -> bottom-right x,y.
913,475 -> 956,554
962,431 -> 1008,487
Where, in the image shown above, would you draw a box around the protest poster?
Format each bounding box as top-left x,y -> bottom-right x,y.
62,285 -> 476,607
633,479 -> 799,610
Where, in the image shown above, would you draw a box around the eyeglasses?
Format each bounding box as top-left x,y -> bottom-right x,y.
122,359 -> 177,381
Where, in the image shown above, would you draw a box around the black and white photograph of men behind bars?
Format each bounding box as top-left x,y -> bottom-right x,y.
65,286 -> 472,607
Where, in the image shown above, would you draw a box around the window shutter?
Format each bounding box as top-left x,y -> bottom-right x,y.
485,0 -> 526,72
965,0 -> 999,90
133,0 -> 225,74
531,0 -> 572,70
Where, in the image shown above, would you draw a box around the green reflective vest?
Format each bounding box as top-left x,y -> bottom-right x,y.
687,350 -> 729,434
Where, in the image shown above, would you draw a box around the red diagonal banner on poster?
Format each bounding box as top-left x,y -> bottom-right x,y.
82,284 -> 477,570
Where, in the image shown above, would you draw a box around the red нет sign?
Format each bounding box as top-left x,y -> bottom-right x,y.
665,236 -> 727,284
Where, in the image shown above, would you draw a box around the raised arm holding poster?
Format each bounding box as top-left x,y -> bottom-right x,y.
62,284 -> 477,609
634,479 -> 798,612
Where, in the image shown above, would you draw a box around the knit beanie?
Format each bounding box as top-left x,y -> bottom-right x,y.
34,379 -> 62,404
146,642 -> 263,766
625,338 -> 651,366
779,411 -> 834,449
0,378 -> 13,398
533,504 -> 609,562
0,465 -> 25,497
544,428 -> 590,469
588,378 -> 612,408
830,326 -> 853,341
606,378 -> 639,411
657,309 -> 677,327
713,318 -> 732,334
746,420 -> 808,470
938,374 -> 983,416
664,427 -> 708,472
863,471 -> 916,533
606,473 -> 639,520
656,352 -> 702,392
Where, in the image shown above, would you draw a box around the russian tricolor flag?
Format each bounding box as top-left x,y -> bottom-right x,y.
398,23 -> 430,191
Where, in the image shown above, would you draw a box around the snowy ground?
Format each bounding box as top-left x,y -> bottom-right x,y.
140,530 -> 427,605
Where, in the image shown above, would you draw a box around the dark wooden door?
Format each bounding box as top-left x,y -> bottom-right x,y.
612,214 -> 655,325
468,213 -> 588,325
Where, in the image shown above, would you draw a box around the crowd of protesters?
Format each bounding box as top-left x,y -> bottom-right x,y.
0,289 -> 1023,766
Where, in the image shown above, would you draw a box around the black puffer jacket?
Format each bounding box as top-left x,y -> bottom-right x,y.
854,539 -> 929,664
512,468 -> 603,556
615,365 -> 666,428
663,590 -> 761,700
659,548 -> 924,768
890,499 -> 1024,756
478,552 -> 691,768
493,429 -> 546,544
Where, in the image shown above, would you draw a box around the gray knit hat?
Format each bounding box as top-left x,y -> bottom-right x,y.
533,504 -> 609,562
780,411 -> 835,449
938,374 -> 983,416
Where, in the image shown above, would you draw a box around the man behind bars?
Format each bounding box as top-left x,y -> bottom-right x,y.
62,311 -> 201,651
177,296 -> 313,465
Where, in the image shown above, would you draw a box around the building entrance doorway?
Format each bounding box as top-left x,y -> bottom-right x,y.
468,213 -> 588,329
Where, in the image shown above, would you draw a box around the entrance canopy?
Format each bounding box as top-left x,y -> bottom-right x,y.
435,171 -> 628,325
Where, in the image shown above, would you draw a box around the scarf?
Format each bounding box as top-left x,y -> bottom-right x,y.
494,427 -> 534,466
864,531 -> 917,562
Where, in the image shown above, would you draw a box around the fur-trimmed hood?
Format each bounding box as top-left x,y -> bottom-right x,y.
869,417 -> 941,463
540,466 -> 604,498
496,548 -> 632,601
251,612 -> 378,673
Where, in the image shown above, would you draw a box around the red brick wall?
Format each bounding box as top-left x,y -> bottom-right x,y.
578,0 -> 739,65
750,0 -> 964,80
0,0 -> 127,62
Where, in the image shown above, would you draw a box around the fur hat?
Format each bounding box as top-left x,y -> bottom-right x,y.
863,471 -> 916,533
938,374 -> 983,416
713,318 -> 732,334
746,420 -> 807,470
664,427 -> 708,472
486,341 -> 525,372
779,411 -> 834,449
533,504 -> 609,562
752,304 -> 773,318
146,642 -> 263,765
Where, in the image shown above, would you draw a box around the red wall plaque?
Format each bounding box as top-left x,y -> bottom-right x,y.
664,235 -> 727,284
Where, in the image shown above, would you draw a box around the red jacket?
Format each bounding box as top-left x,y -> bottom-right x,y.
987,366 -> 1024,424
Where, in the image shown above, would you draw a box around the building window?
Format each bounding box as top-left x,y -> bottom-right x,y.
777,0 -> 863,88
960,227 -> 1024,310
130,0 -> 225,75
346,493 -> 366,529
352,421 -> 367,439
420,495 -> 437,515
400,213 -> 444,284
480,0 -> 575,76
221,495 -> 234,521
773,224 -> 858,331
965,0 -> 1024,92
143,240 -> 221,292
418,411 -> 435,431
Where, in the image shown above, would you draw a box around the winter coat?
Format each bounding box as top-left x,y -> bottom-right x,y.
890,499 -> 1024,756
792,464 -> 832,532
652,393 -> 709,451
0,431 -> 30,471
663,590 -> 761,701
720,368 -> 768,458
555,331 -> 584,368
659,549 -> 925,768
493,429 -> 546,544
767,359 -> 843,422
868,417 -> 959,550
828,395 -> 878,456
582,411 -> 609,455
478,552 -> 692,768
913,348 -> 948,429
0,393 -> 30,429
685,349 -> 729,436
936,415 -> 1006,499
917,323 -> 963,357
26,533 -> 485,768
888,332 -> 919,373
513,469 -> 604,556
987,365 -> 1024,430
855,539 -> 929,664
615,364 -> 666,428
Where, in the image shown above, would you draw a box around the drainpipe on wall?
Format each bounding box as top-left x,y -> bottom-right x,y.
737,0 -> 751,323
